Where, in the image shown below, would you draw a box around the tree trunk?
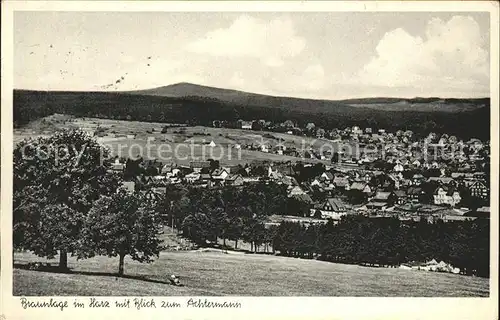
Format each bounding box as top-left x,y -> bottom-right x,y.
118,253 -> 125,276
59,250 -> 68,270
250,242 -> 253,252
235,239 -> 238,249
223,238 -> 226,247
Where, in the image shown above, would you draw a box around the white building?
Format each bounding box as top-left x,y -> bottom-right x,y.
434,187 -> 461,207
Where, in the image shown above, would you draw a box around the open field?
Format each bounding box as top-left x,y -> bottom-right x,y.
13,251 -> 489,296
346,101 -> 488,112
14,115 -> 339,165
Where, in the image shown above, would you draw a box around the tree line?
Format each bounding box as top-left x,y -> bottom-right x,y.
157,183 -> 288,252
273,216 -> 489,277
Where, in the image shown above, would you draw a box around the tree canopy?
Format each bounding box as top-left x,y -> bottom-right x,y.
80,191 -> 163,275
13,129 -> 120,269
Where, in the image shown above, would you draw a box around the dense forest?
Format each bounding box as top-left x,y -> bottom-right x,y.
274,216 -> 489,278
14,89 -> 490,140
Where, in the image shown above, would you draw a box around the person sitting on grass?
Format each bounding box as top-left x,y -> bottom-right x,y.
169,274 -> 182,286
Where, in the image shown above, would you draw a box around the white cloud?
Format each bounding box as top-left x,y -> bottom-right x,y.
229,72 -> 246,88
186,15 -> 306,67
359,16 -> 489,92
302,64 -> 325,91
262,63 -> 326,98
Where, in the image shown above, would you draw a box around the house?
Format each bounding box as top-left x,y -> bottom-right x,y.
151,186 -> 167,195
211,168 -> 229,181
241,121 -> 253,130
468,180 -> 489,200
438,137 -> 448,146
320,172 -> 334,181
333,176 -> 350,190
112,162 -> 125,172
274,144 -> 288,153
111,158 -> 125,172
242,176 -> 260,184
119,181 -> 135,193
169,168 -> 181,177
185,172 -> 201,183
451,172 -> 466,179
311,178 -> 323,187
168,176 -> 181,184
288,186 -> 306,196
225,174 -> 244,186
393,190 -> 407,205
207,140 -> 216,147
441,215 -> 476,223
143,186 -> 166,201
433,186 -> 461,207
393,163 -> 404,172
318,198 -> 350,220
160,163 -> 174,175
387,174 -> 401,189
316,129 -> 326,139
350,181 -> 372,194
352,126 -> 363,135
200,173 -> 212,182
291,193 -> 313,204
190,161 -> 211,172
135,174 -> 153,186
126,134 -> 136,139
278,175 -> 296,187
407,187 -> 425,202
367,191 -> 396,210
278,165 -> 297,177
428,177 -> 456,186
412,174 -> 426,185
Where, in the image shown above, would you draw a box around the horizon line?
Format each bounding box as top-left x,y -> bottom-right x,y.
13,82 -> 491,102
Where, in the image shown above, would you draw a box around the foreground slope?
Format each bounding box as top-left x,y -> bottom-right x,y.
14,251 -> 489,296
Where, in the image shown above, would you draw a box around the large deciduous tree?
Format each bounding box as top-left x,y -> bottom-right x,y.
13,129 -> 120,269
80,191 -> 163,276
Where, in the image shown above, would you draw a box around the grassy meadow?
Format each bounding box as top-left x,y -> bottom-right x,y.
13,251 -> 489,297
13,114 -> 340,165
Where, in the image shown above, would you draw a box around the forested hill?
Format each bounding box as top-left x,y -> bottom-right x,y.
339,97 -> 490,105
131,82 -> 489,113
13,85 -> 490,140
339,97 -> 490,113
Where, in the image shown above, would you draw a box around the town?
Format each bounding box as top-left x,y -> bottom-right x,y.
106,119 -> 490,226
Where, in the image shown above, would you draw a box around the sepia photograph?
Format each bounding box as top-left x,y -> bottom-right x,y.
2,1 -> 498,310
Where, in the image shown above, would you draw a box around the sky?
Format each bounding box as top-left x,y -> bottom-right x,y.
14,11 -> 490,99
